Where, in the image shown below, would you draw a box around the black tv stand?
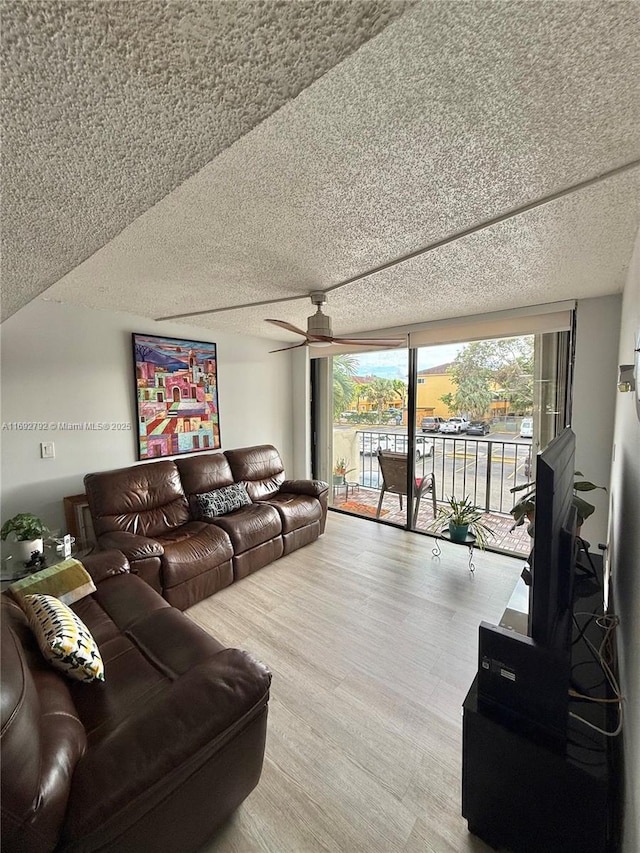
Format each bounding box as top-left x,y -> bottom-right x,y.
462,553 -> 618,853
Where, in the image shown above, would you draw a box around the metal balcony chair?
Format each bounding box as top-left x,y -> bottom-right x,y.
376,450 -> 437,525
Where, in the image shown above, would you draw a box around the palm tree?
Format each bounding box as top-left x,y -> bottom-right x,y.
355,381 -> 372,414
364,377 -> 396,421
391,379 -> 407,418
333,355 -> 358,420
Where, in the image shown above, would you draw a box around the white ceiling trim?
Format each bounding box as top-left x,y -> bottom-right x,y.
308,300 -> 575,357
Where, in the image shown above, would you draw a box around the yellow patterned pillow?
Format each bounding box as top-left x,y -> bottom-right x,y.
22,593 -> 105,682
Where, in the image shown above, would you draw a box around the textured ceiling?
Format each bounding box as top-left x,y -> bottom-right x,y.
3,1 -> 640,341
1,0 -> 410,319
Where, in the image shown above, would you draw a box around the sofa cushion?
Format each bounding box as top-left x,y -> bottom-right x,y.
176,452 -> 235,496
1,597 -> 86,853
85,460 -> 190,538
264,492 -> 323,534
157,522 -> 234,589
60,573 -> 272,851
224,445 -> 285,501
195,483 -> 252,518
22,594 -> 105,683
209,503 -> 282,554
70,573 -> 224,738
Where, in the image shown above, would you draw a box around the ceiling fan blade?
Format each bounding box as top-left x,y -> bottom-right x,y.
332,337 -> 406,347
265,318 -> 309,336
269,341 -> 309,353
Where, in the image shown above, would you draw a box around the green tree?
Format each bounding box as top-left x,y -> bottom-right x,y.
493,338 -> 534,414
332,354 -> 358,419
441,338 -> 534,419
364,377 -> 397,421
354,381 -> 371,413
391,379 -> 408,412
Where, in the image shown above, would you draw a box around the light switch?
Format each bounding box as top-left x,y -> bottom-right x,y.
40,442 -> 55,459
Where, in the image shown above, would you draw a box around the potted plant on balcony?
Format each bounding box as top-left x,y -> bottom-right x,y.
1,512 -> 49,563
431,495 -> 495,548
333,458 -> 356,486
510,471 -> 606,535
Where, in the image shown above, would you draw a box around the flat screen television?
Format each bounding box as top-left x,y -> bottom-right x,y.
476,427 -> 578,747
528,426 -> 578,654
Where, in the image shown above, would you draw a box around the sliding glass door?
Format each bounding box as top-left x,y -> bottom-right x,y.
328,348 -> 410,527
411,336 -> 534,554
312,312 -> 574,557
409,332 -> 571,555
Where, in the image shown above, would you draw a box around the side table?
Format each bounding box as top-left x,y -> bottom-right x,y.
333,478 -> 359,502
1,544 -> 95,591
431,529 -> 478,572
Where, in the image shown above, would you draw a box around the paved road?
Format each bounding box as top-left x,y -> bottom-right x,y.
353,428 -> 533,514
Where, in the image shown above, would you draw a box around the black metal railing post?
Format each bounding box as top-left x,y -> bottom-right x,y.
350,429 -> 528,517
484,440 -> 493,511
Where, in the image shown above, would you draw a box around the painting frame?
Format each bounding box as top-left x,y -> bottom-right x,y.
132,333 -> 221,460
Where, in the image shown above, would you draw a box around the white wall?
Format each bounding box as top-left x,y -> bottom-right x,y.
0,299 -> 294,535
572,295 -> 622,547
610,227 -> 640,853
291,347 -> 311,478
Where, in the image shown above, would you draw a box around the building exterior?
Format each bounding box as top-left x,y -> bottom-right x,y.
416,364 -> 455,419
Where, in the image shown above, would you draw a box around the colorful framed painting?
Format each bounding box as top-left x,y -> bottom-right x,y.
132,333 -> 221,460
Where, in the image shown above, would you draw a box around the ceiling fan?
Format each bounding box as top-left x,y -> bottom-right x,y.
265,292 -> 405,353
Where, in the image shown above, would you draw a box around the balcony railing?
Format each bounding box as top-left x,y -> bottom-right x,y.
356,430 -> 532,516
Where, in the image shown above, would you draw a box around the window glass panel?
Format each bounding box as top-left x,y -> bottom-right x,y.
328,350 -> 409,528
411,336 -> 537,555
314,321 -> 573,559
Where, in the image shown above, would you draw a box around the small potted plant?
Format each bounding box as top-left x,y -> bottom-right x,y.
431,495 -> 495,548
510,471 -> 606,535
1,513 -> 49,563
333,458 -> 356,485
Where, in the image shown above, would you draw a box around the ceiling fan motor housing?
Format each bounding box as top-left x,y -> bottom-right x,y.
308,293 -> 332,337
308,307 -> 333,337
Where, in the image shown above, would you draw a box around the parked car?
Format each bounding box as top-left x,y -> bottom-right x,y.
440,417 -> 470,434
520,417 -> 533,438
359,432 -> 433,459
467,420 -> 491,436
421,416 -> 445,433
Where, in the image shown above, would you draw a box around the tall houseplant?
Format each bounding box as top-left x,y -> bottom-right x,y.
431,495 -> 495,548
510,471 -> 606,535
1,512 -> 49,562
333,458 -> 356,484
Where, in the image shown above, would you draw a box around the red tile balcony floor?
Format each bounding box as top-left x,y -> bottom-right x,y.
331,484 -> 531,558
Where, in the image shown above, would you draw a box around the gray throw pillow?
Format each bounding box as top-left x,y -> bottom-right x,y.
195,483 -> 252,517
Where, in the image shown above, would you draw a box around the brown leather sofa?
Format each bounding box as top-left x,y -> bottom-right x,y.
84,445 -> 328,610
1,550 -> 271,853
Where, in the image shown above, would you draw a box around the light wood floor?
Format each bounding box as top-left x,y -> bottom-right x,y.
188,512 -> 524,853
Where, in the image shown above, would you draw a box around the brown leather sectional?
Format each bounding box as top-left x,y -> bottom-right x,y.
84,445 -> 328,609
1,550 -> 272,853
1,446 -> 322,851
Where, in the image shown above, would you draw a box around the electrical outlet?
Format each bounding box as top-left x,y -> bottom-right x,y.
40,442 -> 55,459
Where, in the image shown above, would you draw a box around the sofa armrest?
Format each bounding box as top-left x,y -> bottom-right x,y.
97,531 -> 164,561
280,479 -> 328,498
81,549 -> 131,584
63,648 -> 271,845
